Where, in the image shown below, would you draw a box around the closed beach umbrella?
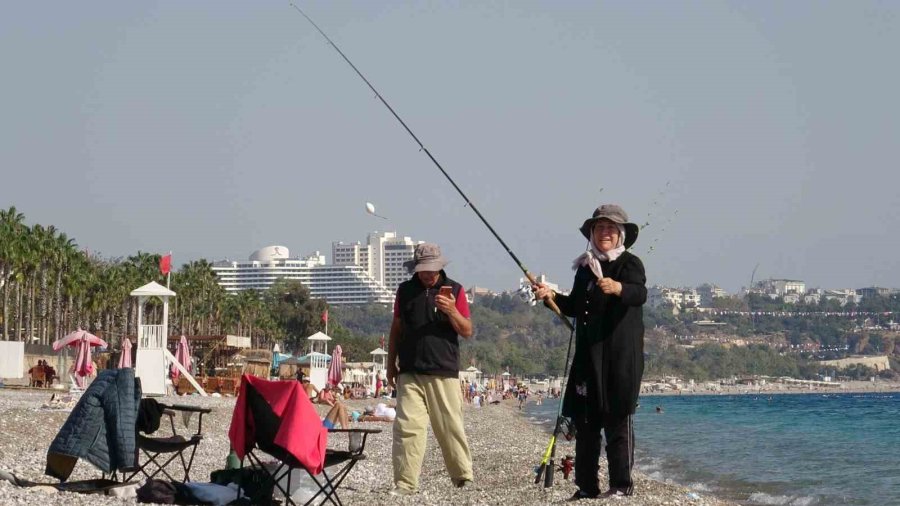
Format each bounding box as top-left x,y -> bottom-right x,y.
118,337 -> 133,368
327,345 -> 343,387
171,335 -> 192,380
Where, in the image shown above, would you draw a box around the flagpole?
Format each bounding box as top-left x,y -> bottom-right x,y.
166,251 -> 172,289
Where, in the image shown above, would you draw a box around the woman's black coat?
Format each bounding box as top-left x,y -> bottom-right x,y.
554,251 -> 647,419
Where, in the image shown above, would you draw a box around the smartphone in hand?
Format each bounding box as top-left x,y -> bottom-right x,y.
439,286 -> 453,298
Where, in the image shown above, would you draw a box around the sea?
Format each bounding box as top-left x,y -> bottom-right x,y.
523,392 -> 900,505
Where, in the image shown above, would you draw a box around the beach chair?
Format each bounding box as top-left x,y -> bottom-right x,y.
123,400 -> 212,483
231,376 -> 380,506
30,368 -> 46,388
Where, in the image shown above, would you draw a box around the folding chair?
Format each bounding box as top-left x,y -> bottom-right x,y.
123,401 -> 212,483
235,379 -> 380,506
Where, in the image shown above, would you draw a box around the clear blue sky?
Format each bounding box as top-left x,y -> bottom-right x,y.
2,1 -> 898,293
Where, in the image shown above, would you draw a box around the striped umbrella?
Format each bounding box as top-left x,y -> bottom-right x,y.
327,345 -> 343,387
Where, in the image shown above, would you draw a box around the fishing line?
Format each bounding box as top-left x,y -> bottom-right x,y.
290,3 -> 573,332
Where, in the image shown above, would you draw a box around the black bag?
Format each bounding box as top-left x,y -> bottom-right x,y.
137,479 -> 177,503
211,467 -> 274,501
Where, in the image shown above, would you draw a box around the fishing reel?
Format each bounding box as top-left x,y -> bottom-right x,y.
558,416 -> 577,441
558,455 -> 574,480
517,280 -> 537,306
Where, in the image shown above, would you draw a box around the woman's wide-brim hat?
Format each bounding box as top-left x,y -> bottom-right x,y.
403,242 -> 450,273
579,204 -> 639,248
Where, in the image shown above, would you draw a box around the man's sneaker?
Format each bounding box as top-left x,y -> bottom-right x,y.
390,486 -> 416,496
453,478 -> 474,488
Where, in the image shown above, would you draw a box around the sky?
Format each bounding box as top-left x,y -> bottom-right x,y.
2,1 -> 898,294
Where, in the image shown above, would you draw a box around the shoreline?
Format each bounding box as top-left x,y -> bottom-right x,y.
641,379 -> 900,397
0,388 -> 737,505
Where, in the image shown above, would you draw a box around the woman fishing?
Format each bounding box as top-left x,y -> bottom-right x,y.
533,204 -> 647,500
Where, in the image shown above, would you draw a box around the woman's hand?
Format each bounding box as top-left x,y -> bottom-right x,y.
532,283 -> 555,301
598,278 -> 623,296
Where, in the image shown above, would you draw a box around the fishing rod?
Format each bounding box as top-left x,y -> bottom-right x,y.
533,323 -> 575,488
290,3 -> 573,333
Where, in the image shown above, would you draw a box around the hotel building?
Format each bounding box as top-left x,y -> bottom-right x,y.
211,245 -> 395,305
332,231 -> 423,293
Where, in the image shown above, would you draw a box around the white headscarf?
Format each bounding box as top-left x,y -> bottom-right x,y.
571,224 -> 626,280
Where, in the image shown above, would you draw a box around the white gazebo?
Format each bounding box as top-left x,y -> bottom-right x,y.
502,370 -> 512,390
306,332 -> 333,389
131,281 -> 205,396
370,347 -> 388,393
460,365 -> 482,384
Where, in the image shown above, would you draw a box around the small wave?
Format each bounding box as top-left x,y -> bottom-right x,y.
645,471 -> 665,481
748,492 -> 817,506
687,482 -> 713,492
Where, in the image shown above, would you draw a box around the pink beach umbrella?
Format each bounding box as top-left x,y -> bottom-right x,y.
118,337 -> 133,369
73,340 -> 94,388
171,335 -> 192,380
52,328 -> 108,351
53,329 -> 108,388
327,345 -> 343,387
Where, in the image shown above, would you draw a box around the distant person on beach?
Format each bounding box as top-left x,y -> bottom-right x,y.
316,385 -> 337,406
301,378 -> 319,400
387,243 -> 474,495
534,204 -> 647,500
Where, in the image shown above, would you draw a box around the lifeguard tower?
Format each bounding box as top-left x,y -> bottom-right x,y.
131,282 -> 205,396
305,331 -> 332,389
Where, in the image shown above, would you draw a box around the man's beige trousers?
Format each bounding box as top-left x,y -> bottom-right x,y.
392,373 -> 474,491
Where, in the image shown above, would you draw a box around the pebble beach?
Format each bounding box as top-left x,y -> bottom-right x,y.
0,388 -> 736,505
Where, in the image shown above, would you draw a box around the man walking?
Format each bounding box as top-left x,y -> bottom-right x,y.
388,243 -> 474,495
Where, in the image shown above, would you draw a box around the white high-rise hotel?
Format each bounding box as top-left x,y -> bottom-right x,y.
211,232 -> 422,305
332,231 -> 423,293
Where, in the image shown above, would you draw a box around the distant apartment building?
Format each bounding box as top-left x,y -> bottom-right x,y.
333,231 -> 423,293
696,284 -> 728,307
211,246 -> 395,305
803,288 -> 860,306
856,286 -> 895,299
754,279 -> 806,299
649,286 -> 700,312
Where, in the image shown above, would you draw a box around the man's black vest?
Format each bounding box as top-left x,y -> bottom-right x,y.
396,272 -> 464,378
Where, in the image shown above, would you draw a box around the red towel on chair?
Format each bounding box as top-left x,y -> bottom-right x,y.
229,375 -> 328,475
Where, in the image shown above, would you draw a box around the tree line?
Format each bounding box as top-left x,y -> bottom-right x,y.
0,207 -> 322,349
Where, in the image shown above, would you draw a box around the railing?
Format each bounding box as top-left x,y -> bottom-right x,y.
139,325 -> 165,349
311,355 -> 329,369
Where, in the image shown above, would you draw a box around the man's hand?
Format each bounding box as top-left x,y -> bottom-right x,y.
386,362 -> 399,387
598,278 -> 623,296
435,293 -> 457,316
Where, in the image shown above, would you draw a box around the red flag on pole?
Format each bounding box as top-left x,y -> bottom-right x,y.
159,253 -> 172,275
321,309 -> 328,324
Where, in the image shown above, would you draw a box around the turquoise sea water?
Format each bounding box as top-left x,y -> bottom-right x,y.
524,392 -> 900,505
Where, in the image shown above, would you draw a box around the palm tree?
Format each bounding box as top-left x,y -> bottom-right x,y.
0,206 -> 26,340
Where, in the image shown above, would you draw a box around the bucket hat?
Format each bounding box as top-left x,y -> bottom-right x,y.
579,204 -> 639,248
403,243 -> 449,273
